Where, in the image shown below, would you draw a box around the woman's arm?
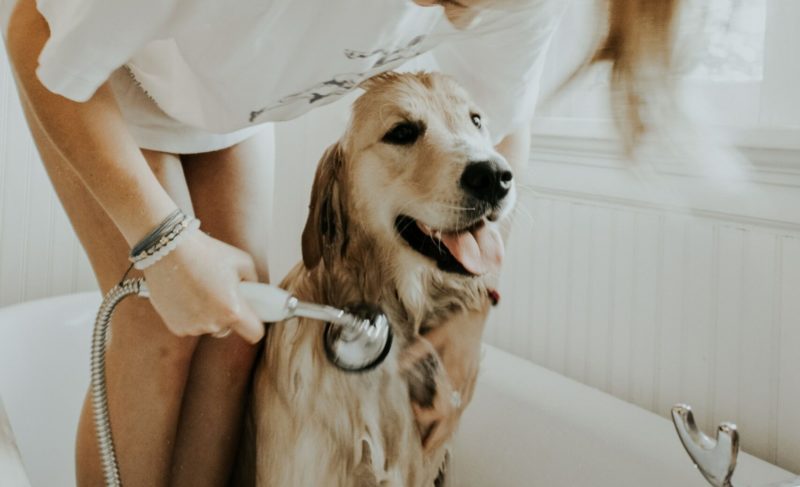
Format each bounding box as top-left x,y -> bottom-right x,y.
5,0 -> 264,343
6,0 -> 176,245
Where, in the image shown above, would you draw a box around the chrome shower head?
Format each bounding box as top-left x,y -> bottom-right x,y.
239,282 -> 393,372
322,304 -> 392,372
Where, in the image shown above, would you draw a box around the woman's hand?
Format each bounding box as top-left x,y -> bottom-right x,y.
142,230 -> 265,343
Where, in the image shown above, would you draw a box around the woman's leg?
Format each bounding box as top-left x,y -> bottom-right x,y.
17,100 -> 199,486
169,127 -> 275,487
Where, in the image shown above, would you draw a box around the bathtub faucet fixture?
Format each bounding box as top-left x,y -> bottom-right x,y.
671,404 -> 800,487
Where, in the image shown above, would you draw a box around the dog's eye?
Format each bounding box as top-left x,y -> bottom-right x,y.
382,121 -> 424,146
471,113 -> 482,129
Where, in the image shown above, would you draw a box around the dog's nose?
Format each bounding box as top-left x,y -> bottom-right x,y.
460,161 -> 513,204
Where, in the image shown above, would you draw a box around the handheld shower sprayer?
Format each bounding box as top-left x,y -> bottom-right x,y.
91,278 -> 392,487
238,282 -> 393,372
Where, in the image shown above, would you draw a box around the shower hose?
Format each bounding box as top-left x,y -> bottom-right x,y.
89,276 -> 393,487
91,278 -> 147,487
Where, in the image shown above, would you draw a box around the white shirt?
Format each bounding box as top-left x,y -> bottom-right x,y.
31,0 -> 564,145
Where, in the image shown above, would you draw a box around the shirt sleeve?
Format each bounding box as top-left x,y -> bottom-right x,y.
34,0 -> 182,101
432,1 -> 566,143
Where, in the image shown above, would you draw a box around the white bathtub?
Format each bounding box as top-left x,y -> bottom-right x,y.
0,293 -> 794,486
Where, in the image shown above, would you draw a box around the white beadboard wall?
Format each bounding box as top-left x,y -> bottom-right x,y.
485,134 -> 800,474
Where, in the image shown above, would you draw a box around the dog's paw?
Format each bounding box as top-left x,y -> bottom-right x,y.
399,337 -> 461,453
399,336 -> 446,407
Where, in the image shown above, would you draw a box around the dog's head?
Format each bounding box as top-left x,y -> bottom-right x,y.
302,72 -> 514,305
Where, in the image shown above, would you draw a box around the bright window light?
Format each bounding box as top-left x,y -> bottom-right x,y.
687,0 -> 767,82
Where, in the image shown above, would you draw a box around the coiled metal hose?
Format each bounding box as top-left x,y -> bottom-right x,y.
91,278 -> 148,487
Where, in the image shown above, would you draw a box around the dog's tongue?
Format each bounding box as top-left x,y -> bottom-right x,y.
440,221 -> 504,275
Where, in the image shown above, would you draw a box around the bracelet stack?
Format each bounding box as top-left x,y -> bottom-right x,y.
129,209 -> 200,270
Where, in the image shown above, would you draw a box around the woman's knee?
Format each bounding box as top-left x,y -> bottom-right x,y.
201,334 -> 261,374
109,299 -> 199,369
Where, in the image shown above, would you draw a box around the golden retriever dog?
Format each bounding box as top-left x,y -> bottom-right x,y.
237,71 -> 515,486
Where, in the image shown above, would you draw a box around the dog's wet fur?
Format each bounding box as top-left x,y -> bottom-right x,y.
235,72 -> 515,486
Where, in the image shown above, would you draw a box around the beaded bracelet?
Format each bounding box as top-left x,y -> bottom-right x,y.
130,209 -> 184,258
129,210 -> 201,270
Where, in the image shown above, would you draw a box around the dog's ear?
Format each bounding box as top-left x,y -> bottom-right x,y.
302,141 -> 349,270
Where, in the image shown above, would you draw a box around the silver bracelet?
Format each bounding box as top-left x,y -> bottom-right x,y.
129,215 -> 200,270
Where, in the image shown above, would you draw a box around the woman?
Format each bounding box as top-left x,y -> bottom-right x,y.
1,0 -> 678,484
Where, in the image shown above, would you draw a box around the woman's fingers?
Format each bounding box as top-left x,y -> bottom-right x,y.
229,298 -> 265,344
232,245 -> 259,283
230,248 -> 263,343
141,232 -> 267,343
209,283 -> 264,343
206,299 -> 263,343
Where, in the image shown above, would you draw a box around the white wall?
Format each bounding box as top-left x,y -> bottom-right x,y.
485,132 -> 800,474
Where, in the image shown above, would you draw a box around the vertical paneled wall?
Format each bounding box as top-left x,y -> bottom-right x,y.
485,139 -> 800,473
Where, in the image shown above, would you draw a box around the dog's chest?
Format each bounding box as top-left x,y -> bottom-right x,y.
253,319 -> 433,486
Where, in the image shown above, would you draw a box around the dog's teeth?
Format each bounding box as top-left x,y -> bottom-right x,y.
434,230 -> 442,239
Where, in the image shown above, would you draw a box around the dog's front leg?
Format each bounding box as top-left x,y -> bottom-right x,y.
423,302 -> 487,405
402,301 -> 489,454
399,334 -> 454,452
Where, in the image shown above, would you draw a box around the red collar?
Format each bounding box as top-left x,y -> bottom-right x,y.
488,288 -> 500,307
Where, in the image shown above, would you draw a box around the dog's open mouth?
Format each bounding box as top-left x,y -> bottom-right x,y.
395,215 -> 504,276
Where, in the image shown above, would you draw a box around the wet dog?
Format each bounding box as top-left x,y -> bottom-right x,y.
239,71 -> 515,486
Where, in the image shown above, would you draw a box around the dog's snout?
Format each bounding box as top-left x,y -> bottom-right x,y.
460,161 -> 513,204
